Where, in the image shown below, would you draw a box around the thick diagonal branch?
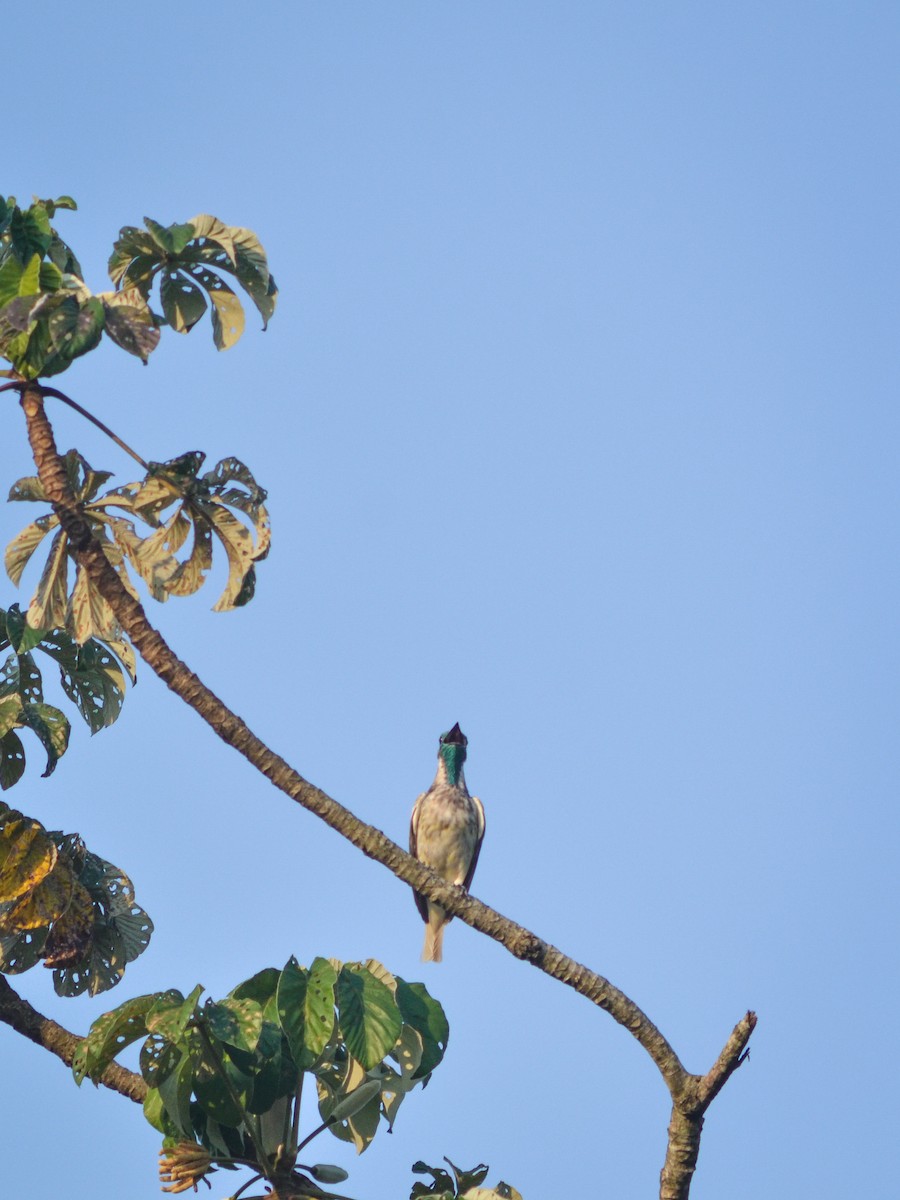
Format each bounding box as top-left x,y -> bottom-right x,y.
0,976 -> 146,1103
16,384 -> 755,1198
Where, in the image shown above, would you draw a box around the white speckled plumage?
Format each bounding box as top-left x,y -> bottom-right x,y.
409,724 -> 485,962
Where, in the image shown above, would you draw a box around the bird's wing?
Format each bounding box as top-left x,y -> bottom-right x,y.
462,794 -> 486,892
409,791 -> 430,922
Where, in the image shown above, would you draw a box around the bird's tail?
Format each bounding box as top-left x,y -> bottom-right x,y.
422,907 -> 445,963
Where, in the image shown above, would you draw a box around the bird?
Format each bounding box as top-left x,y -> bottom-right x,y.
409,723 -> 485,962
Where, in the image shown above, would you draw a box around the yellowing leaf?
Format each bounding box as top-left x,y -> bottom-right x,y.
0,814 -> 58,902
0,857 -> 74,932
26,529 -> 69,631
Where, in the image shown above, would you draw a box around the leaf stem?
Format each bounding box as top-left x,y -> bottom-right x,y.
289,1076 -> 303,1153
40,385 -> 150,470
195,1019 -> 270,1177
295,1116 -> 333,1155
228,1171 -> 262,1200
1,380 -> 149,471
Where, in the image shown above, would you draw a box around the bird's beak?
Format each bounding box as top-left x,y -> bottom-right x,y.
442,722 -> 467,745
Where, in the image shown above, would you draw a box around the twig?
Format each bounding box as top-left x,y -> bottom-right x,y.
13,382 -> 757,1199
0,975 -> 146,1104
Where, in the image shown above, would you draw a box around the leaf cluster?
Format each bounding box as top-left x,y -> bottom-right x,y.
7,448 -> 270,638
0,603 -> 131,790
410,1159 -> 522,1200
0,196 -> 276,379
75,958 -> 449,1194
0,802 -> 152,994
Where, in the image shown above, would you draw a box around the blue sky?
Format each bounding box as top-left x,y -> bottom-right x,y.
3,3 -> 899,1197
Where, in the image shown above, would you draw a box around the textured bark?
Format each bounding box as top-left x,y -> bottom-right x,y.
0,976 -> 146,1103
12,384 -> 756,1197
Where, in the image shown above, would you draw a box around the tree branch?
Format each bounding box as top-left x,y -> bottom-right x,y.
14,383 -> 756,1198
0,975 -> 146,1104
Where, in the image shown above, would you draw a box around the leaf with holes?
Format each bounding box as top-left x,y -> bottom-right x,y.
101,295 -> 160,362
396,980 -> 450,1079
16,701 -> 70,777
160,269 -> 207,333
2,605 -> 44,655
0,925 -> 48,973
0,649 -> 43,705
0,732 -> 25,790
0,811 -> 58,902
108,212 -> 276,350
147,985 -> 204,1044
73,991 -> 160,1085
204,998 -> 263,1054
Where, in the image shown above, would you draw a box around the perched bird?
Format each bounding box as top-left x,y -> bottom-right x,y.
409,723 -> 486,962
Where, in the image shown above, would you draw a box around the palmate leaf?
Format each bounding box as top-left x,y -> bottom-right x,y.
123,451 -> 270,610
0,614 -> 135,736
108,212 -> 277,350
0,196 -> 110,378
0,693 -> 70,783
7,446 -> 270,623
0,807 -> 152,991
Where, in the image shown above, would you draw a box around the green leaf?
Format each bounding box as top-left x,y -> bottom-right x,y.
277,955 -> 337,1071
158,1048 -> 197,1138
276,956 -> 311,1069
142,1084 -> 180,1138
229,966 -> 280,1009
204,997 -> 263,1054
182,264 -> 244,350
337,965 -> 403,1070
0,731 -> 25,790
160,269 -> 208,333
305,956 -> 339,1062
144,217 -> 195,257
147,984 -> 204,1043
16,701 -> 69,777
193,1063 -> 242,1128
18,253 -> 42,297
0,650 -> 42,705
0,925 -> 48,972
396,980 -> 450,1078
47,295 -> 105,364
140,1032 -> 181,1087
0,256 -> 24,306
102,298 -> 160,362
447,1160 -> 491,1194
73,992 -> 160,1085
410,1161 -> 456,1198
4,604 -> 45,653
54,637 -> 127,733
8,475 -> 48,504
51,922 -> 120,997
10,208 -> 51,261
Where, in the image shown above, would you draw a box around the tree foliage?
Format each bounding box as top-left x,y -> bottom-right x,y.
0,195 -> 277,379
0,195 -> 526,1200
75,959 -> 449,1195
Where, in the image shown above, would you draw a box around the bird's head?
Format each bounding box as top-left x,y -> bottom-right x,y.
437,722 -> 468,785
